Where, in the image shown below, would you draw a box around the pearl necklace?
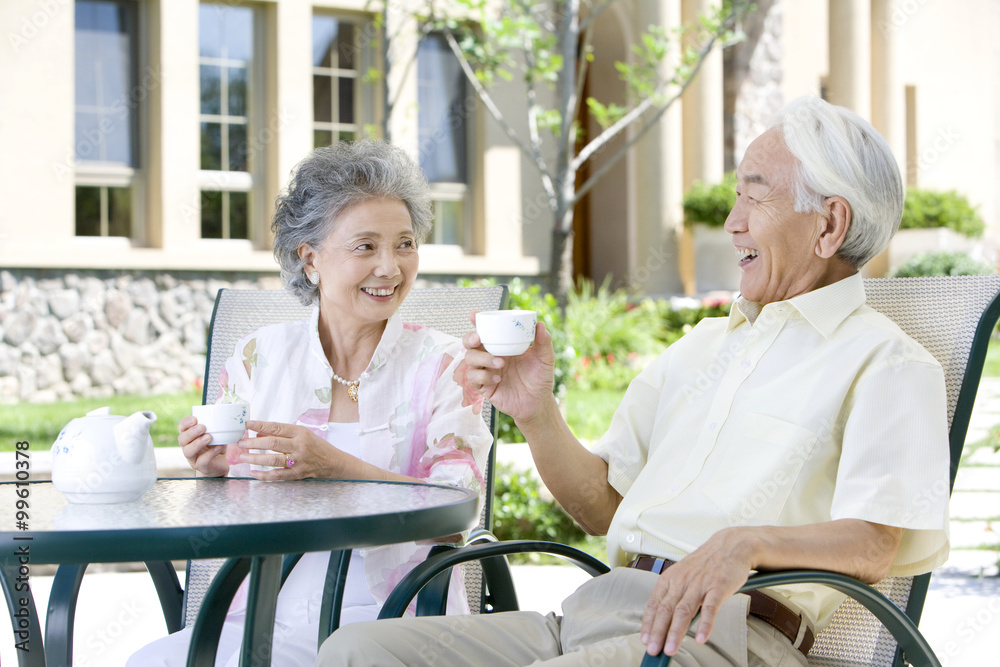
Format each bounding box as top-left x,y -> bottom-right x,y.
331,370 -> 360,402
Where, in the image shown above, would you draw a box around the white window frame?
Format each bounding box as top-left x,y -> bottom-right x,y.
197,1 -> 263,242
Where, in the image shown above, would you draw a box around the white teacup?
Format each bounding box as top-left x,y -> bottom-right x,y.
475,310 -> 537,356
192,403 -> 248,446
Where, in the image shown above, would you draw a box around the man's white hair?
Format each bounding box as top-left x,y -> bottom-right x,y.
768,96 -> 904,268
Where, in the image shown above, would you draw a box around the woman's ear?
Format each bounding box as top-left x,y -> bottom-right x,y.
298,243 -> 315,273
816,196 -> 852,259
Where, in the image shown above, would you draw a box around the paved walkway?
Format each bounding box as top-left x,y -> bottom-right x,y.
3,379 -> 1000,665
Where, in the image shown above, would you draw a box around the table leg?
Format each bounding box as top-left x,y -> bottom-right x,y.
144,560 -> 184,633
239,555 -> 282,667
185,554 -> 283,667
1,560 -> 46,667
45,563 -> 88,667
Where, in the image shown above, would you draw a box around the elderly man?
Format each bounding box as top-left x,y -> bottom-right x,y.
316,96 -> 950,666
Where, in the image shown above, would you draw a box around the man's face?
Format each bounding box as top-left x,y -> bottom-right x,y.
724,130 -> 837,305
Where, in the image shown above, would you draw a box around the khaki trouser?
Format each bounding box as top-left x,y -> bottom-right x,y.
316,568 -> 809,667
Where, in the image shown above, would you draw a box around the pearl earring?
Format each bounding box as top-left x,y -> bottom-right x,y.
309,271 -> 320,285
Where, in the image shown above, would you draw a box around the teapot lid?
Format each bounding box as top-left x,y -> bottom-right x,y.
85,407 -> 113,417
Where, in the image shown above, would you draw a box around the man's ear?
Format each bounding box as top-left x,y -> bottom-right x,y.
816,196 -> 851,259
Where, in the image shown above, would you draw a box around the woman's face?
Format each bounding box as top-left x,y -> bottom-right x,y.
300,198 -> 419,327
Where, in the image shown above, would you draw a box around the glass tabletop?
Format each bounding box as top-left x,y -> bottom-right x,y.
0,478 -> 478,564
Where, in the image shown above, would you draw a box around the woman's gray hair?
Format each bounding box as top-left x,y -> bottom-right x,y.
272,139 -> 433,304
768,96 -> 904,268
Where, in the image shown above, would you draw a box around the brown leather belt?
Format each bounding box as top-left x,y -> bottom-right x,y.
628,556 -> 815,657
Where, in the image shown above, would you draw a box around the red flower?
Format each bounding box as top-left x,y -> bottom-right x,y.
606,353 -> 616,364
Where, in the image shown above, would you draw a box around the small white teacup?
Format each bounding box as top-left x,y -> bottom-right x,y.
192,403 -> 248,446
475,310 -> 537,356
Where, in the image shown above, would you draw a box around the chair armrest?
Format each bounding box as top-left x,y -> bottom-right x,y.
378,540 -> 609,619
639,570 -> 941,667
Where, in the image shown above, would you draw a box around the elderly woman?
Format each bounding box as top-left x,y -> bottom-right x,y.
128,140 -> 492,666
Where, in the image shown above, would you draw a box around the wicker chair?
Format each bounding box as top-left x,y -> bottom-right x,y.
377,275 -> 1000,667
144,283 -> 508,649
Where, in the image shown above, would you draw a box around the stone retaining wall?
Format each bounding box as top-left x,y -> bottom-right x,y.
0,268 -> 282,403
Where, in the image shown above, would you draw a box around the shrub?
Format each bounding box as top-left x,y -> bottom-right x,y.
900,188 -> 985,238
564,278 -> 665,360
682,171 -> 737,227
890,251 -> 995,278
491,463 -> 586,543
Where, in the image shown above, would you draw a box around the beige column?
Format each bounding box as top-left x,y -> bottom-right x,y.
871,0 -> 905,175
680,0 -> 725,295
0,0 -> 75,249
827,0 -> 871,118
632,0 -> 684,296
266,0 -> 314,247
147,0 -> 201,250
865,0 -> 904,278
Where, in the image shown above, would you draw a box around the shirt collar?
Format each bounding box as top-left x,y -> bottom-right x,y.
726,272 -> 866,337
307,306 -> 403,374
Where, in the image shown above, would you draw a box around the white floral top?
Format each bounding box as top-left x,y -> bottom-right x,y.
214,306 -> 493,615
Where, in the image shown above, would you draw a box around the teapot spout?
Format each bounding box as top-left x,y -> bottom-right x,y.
114,411 -> 158,464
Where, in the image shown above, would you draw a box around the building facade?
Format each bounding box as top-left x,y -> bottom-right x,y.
1,0 -> 998,402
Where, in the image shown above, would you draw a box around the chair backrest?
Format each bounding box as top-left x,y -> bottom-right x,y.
183,284 -> 508,626
807,275 -> 1000,666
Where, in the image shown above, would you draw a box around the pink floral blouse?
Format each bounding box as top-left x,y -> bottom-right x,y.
215,306 -> 493,615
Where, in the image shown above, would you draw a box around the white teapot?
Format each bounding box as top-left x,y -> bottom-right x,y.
51,407 -> 158,504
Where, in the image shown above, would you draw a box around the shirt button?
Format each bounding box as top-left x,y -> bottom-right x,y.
626,533 -> 636,544
741,359 -> 751,369
709,421 -> 718,431
669,484 -> 680,494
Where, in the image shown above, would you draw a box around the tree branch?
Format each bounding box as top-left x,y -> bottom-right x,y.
579,0 -> 616,32
570,12 -> 731,175
441,28 -> 559,207
513,0 -> 556,33
568,10 -> 741,213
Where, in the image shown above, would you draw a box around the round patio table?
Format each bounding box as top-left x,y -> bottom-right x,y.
0,477 -> 478,667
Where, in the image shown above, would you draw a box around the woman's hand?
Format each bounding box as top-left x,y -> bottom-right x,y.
178,416 -> 229,477
237,420 -> 362,480
460,317 -> 556,424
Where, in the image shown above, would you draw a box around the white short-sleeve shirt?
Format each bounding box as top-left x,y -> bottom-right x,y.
592,273 -> 950,630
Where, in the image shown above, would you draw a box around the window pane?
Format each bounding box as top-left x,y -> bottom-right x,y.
75,111 -> 102,161
313,15 -> 338,68
199,4 -> 223,58
107,187 -> 132,237
313,75 -> 332,123
228,66 -> 248,117
200,65 -> 222,115
75,187 -> 102,236
418,33 -> 468,184
201,122 -> 222,170
229,124 -> 248,172
339,130 -> 356,143
75,0 -> 136,167
314,130 -> 333,148
338,23 -> 357,70
222,6 -> 254,62
338,77 -> 354,124
201,190 -> 223,238
103,117 -> 132,164
435,200 -> 464,245
229,192 -> 249,239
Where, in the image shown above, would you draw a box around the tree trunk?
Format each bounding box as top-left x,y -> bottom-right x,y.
549,225 -> 575,307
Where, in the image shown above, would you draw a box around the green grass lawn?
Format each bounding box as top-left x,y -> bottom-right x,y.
0,389 -> 202,452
